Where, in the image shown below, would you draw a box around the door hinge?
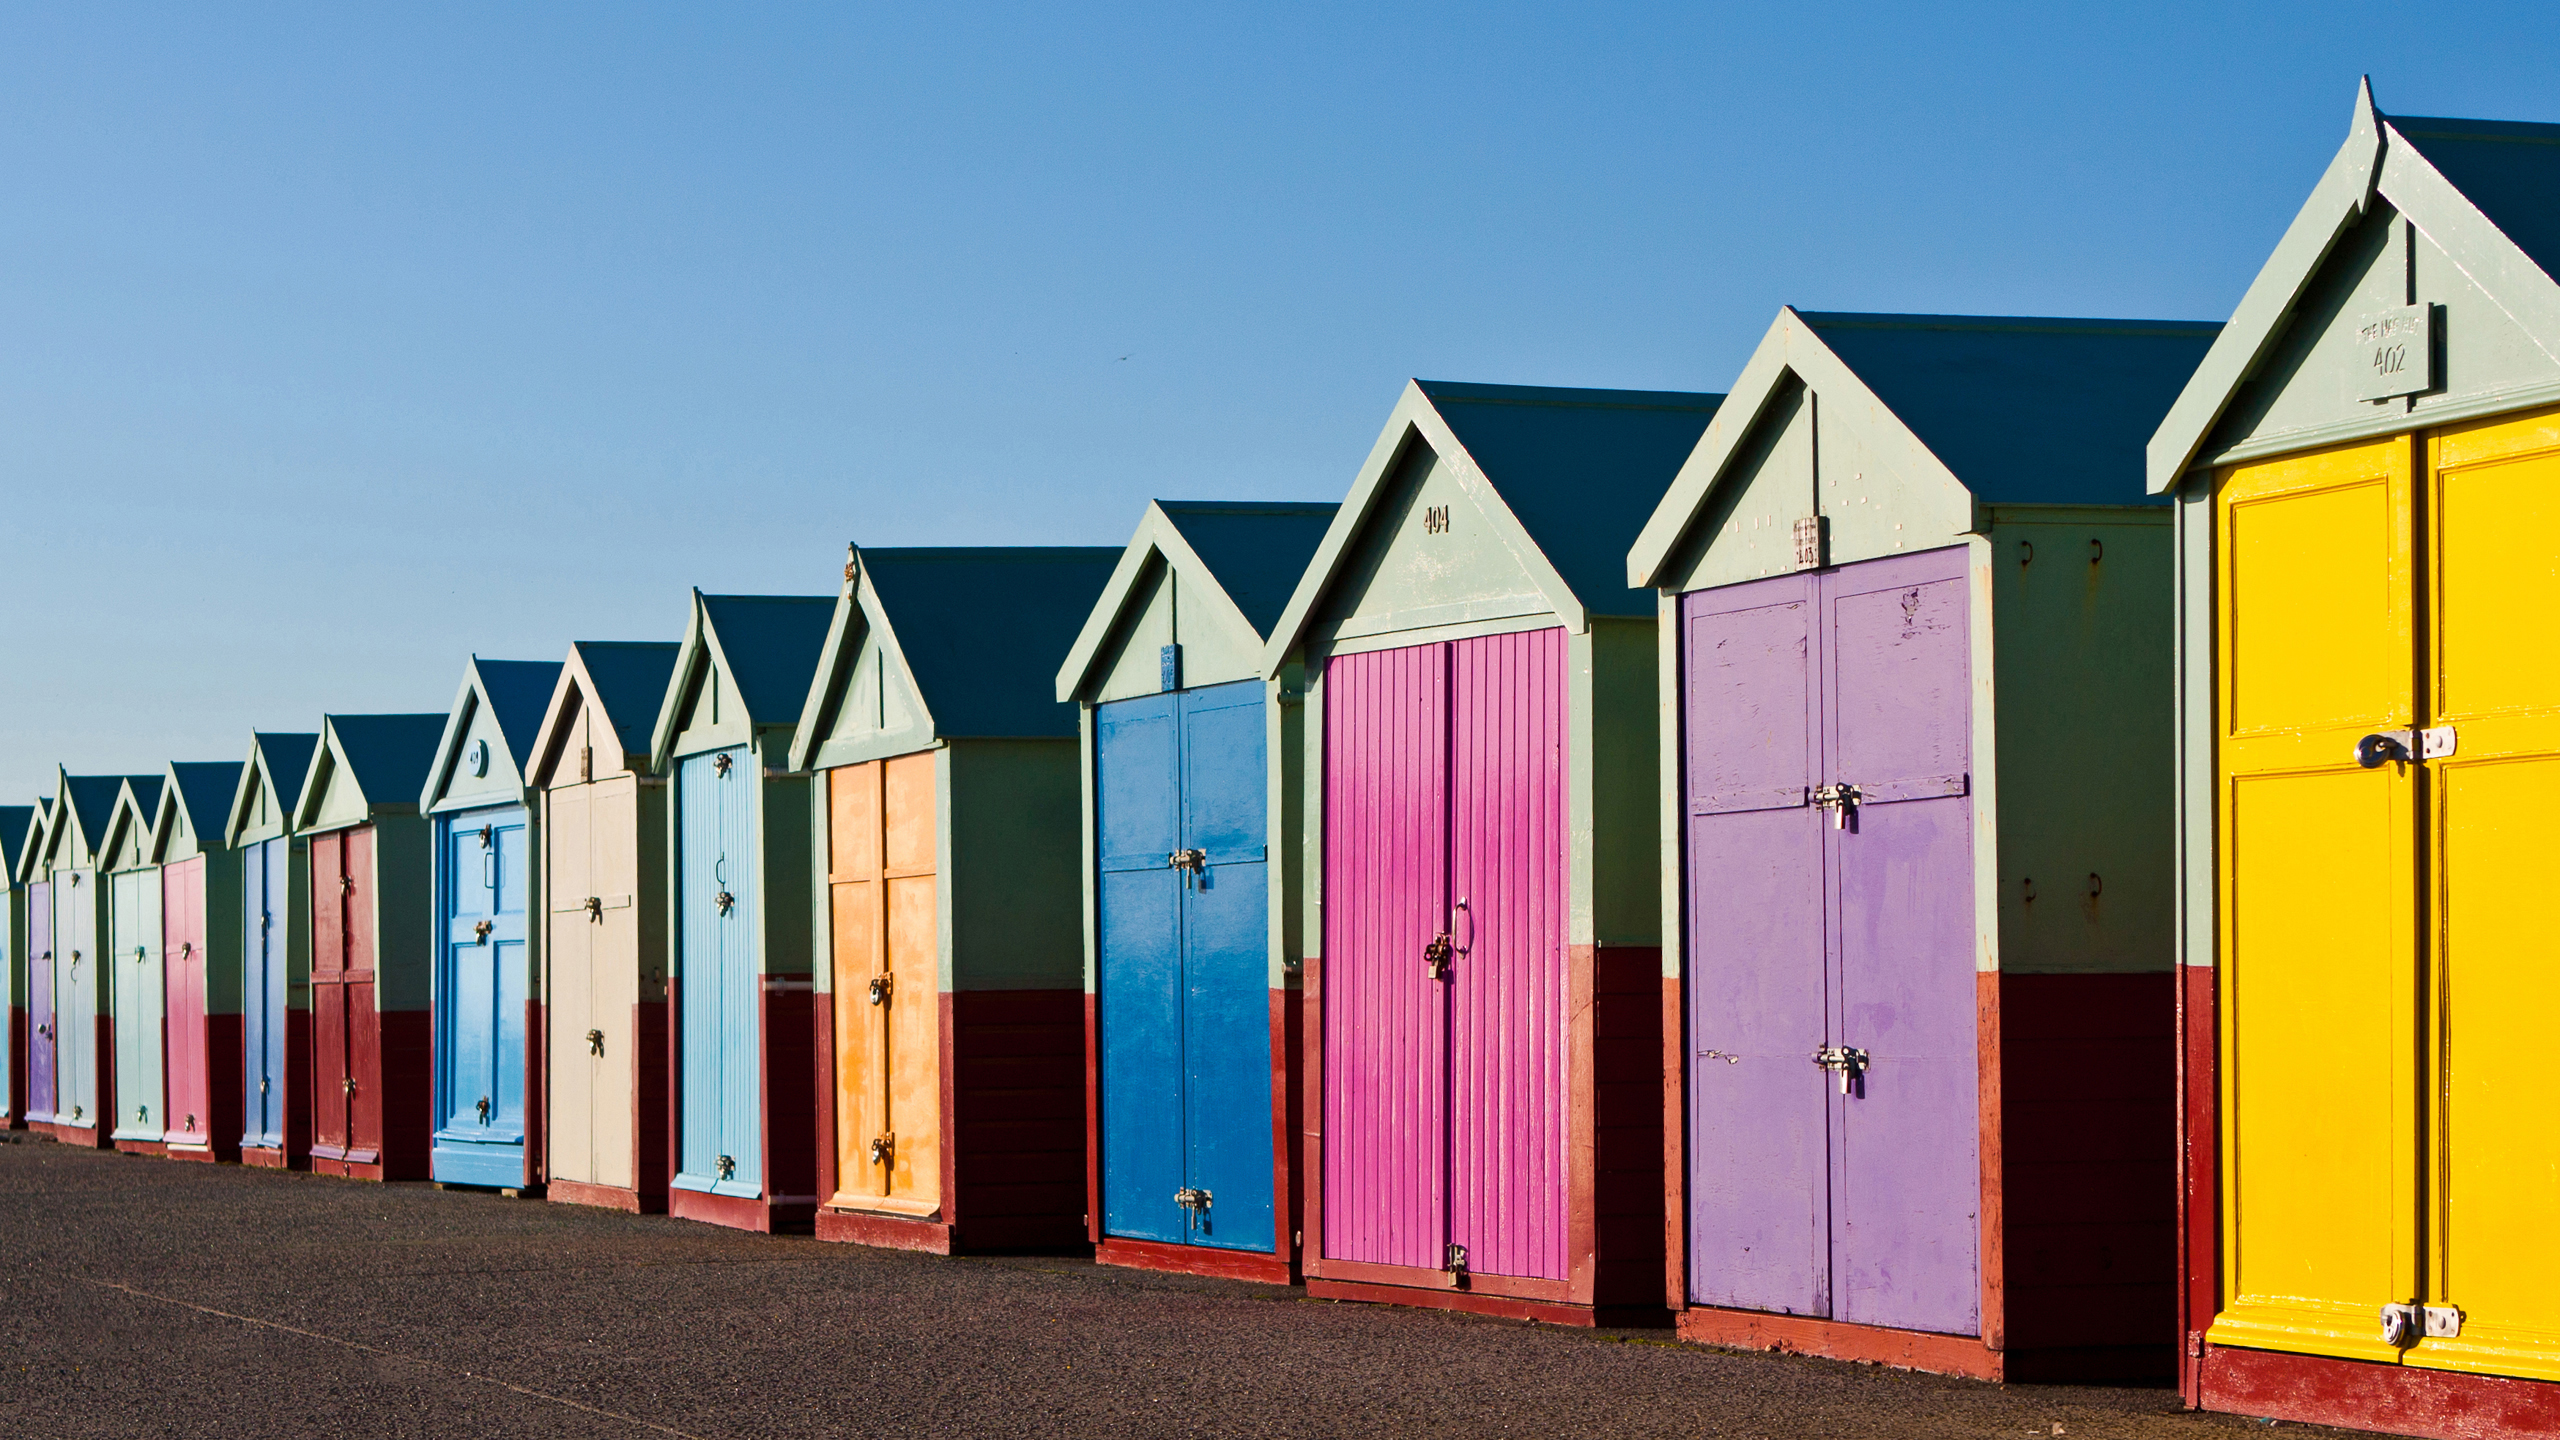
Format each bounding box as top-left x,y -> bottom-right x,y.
1812,783 -> 1861,829
1812,1045 -> 1870,1095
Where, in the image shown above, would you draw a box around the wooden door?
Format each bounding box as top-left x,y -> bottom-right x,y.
2212,436 -> 2418,1363
828,754 -> 940,1214
2414,414 -> 2560,1381
546,779 -> 597,1185
27,880 -> 51,1124
243,838 -> 289,1148
343,827 -> 381,1163
311,833 -> 353,1157
677,748 -> 759,1197
163,857 -> 210,1146
433,805 -> 528,1184
57,871 -> 96,1128
1096,695 -> 1184,1241
109,867 -> 165,1142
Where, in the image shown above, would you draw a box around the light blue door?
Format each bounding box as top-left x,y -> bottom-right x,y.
108,868 -> 164,1143
433,805 -> 529,1186
676,747 -> 761,1198
1096,680 -> 1274,1254
242,839 -> 288,1148
57,872 -> 99,1130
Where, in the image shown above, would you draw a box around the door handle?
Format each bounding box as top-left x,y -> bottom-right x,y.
587,1028 -> 605,1057
2356,725 -> 2456,768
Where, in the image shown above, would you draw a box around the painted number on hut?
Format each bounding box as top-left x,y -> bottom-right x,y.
2353,303 -> 2434,402
1422,505 -> 1450,534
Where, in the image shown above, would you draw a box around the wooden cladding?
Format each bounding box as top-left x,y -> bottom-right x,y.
827,755 -> 940,1215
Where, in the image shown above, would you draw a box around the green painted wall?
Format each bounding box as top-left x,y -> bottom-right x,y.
945,737 -> 1082,992
1315,438 -> 1557,646
1583,616 -> 1659,949
370,816 -> 434,1012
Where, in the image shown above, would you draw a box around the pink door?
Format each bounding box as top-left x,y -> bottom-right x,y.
1323,628 -> 1568,1281
162,858 -> 210,1147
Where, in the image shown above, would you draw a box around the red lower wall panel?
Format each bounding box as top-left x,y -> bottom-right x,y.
947,988 -> 1085,1252
7,1005 -> 23,1129
2199,1345 -> 2560,1440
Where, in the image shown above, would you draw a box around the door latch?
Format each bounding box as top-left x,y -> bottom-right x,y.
260,1076 -> 270,1095
1167,849 -> 1207,888
1423,932 -> 1454,981
184,1113 -> 197,1133
585,896 -> 603,920
1812,1045 -> 1871,1094
478,824 -> 493,849
136,1103 -> 149,1124
1813,783 -> 1862,829
587,1028 -> 606,1057
473,920 -> 494,944
2356,726 -> 2457,768
1174,1186 -> 1212,1212
869,1133 -> 895,1167
716,1153 -> 736,1180
2424,1303 -> 2464,1339
343,1076 -> 357,1096
476,1095 -> 491,1124
1442,1242 -> 1469,1286
714,889 -> 735,915
867,973 -> 893,1006
712,752 -> 734,776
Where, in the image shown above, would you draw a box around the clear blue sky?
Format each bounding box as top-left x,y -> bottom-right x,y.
5,4 -> 2556,808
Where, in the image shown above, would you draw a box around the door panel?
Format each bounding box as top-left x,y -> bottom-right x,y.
1445,629 -> 1568,1282
243,838 -> 288,1147
58,872 -> 97,1128
435,806 -> 528,1182
1180,681 -> 1275,1254
2213,438 -> 2416,1363
716,754 -> 760,1196
310,834 -> 350,1156
344,827 -> 382,1162
676,750 -> 756,1193
110,868 -> 166,1141
827,755 -> 941,1213
884,754 -> 939,1209
547,782 -> 597,1185
28,880 -> 52,1123
164,858 -> 210,1146
1097,695 -> 1185,1242
590,776 -> 638,1190
1683,579 -> 1830,1315
1322,643 -> 1447,1270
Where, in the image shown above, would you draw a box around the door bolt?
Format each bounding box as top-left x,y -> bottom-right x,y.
870,1133 -> 896,1167
587,1028 -> 606,1057
1442,1242 -> 1469,1287
1812,1045 -> 1870,1095
716,1154 -> 736,1180
867,973 -> 893,1006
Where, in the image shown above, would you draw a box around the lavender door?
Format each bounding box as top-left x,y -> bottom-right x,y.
1323,629 -> 1568,1282
1683,547 -> 1979,1335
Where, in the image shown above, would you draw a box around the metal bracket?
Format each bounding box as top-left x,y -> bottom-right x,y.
867,973 -> 893,1006
587,1028 -> 606,1057
2357,726 -> 2456,768
585,895 -> 604,921
869,1133 -> 895,1167
1174,1186 -> 1212,1212
1812,783 -> 1861,829
716,1153 -> 736,1180
2421,725 -> 2458,759
1423,931 -> 1454,981
1442,1242 -> 1469,1287
2425,1303 -> 2464,1338
473,920 -> 494,944
476,1096 -> 491,1124
712,752 -> 734,777
714,889 -> 735,916
1813,1045 -> 1871,1095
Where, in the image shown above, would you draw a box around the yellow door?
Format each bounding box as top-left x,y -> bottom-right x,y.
827,755 -> 941,1215
2213,435 -> 2420,1363
2414,412 -> 2560,1380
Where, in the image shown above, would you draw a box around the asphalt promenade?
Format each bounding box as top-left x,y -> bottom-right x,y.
0,1136 -> 2366,1438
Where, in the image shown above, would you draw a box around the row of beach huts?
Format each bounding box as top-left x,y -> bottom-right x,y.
3,85 -> 2556,1440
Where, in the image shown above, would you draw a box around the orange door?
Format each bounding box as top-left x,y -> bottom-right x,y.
826,755 -> 940,1214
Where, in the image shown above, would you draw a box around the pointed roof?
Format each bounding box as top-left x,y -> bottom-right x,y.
14,799 -> 51,885
648,591 -> 837,766
1056,501 -> 1338,702
1628,307 -> 2219,585
2150,79 -> 2560,490
102,776 -> 167,870
790,546 -> 1121,766
223,731 -> 321,844
528,640 -> 683,786
0,804 -> 31,887
292,713 -> 448,829
421,655 -> 567,808
153,761 -> 245,862
51,769 -> 158,867
1263,379 -> 1723,669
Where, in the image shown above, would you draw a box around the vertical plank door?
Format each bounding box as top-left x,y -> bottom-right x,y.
2211,437 -> 2417,1363
1096,696 -> 1186,1242
342,826 -> 382,1165
164,858 -> 210,1146
827,755 -> 940,1214
1822,554 -> 1978,1335
1683,574 -> 1831,1316
1177,680 -> 1275,1254
110,868 -> 165,1141
243,838 -> 289,1149
311,833 -> 353,1159
1322,643 -> 1448,1272
1444,629 -> 1569,1282
587,773 -> 640,1191
2416,414 -> 2560,1380
58,873 -> 96,1129
27,881 -> 51,1124
546,778 -> 597,1186
678,747 -> 760,1198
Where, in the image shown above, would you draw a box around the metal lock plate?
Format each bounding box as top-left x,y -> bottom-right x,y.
2425,1304 -> 2464,1338
1812,1045 -> 1871,1094
1812,783 -> 1861,829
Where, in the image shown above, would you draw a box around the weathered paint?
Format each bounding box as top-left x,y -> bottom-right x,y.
826,754 -> 940,1215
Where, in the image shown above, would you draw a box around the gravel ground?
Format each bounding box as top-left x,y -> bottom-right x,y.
0,1135 -> 2376,1439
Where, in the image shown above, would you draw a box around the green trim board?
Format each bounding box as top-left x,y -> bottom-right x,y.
649,591 -> 836,771
98,776 -> 166,879
10,799 -> 50,888
526,641 -> 683,790
154,762 -> 243,867
292,715 -> 446,837
223,733 -> 318,850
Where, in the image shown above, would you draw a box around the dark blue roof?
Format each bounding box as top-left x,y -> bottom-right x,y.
700,595 -> 837,726
254,732 -> 321,816
2392,114 -> 2560,284
1158,502 -> 1339,638
64,774 -> 147,848
168,762 -> 245,837
124,776 -> 166,829
330,715 -> 448,808
865,548 -> 1121,738
572,641 -> 682,758
0,805 -> 29,877
1801,313 -> 2223,505
1417,380 -> 1724,617
474,659 -> 565,766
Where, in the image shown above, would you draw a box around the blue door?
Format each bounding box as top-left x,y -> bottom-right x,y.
242,839 -> 288,1149
1097,679 -> 1273,1253
676,747 -> 761,1199
432,805 -> 529,1186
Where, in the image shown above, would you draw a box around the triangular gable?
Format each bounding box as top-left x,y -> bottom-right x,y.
0,804 -> 29,887
2151,79 -> 2560,491
99,777 -> 165,874
1056,502 -> 1337,704
648,591 -> 836,768
1263,379 -> 1721,673
223,732 -> 320,848
293,714 -> 446,834
154,761 -> 243,864
14,799 -> 53,885
49,771 -> 145,872
421,657 -> 566,812
527,640 -> 682,788
1630,308 -> 2218,590
787,558 -> 935,771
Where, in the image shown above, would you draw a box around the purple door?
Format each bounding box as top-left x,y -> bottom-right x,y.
1683,547 -> 1979,1335
27,880 -> 53,1125
1324,629 -> 1569,1282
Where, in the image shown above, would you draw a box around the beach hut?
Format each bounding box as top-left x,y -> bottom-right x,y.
14,800 -> 54,1132
289,713 -> 447,1181
1,803 -> 32,1126
41,769 -> 156,1147
527,640 -> 681,1213
222,732 -> 320,1168
1055,504 -> 1336,1281
152,760 -> 246,1162
100,775 -> 169,1154
1260,380 -> 1721,1324
2143,83 -> 2560,1437
790,545 -> 1117,1254
418,657 -> 565,1191
1627,308 -> 2219,1379
649,591 -> 834,1233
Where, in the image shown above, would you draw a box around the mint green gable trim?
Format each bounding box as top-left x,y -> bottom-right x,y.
944,738 -> 1081,992
422,661 -> 539,814
1057,502 -> 1273,705
151,762 -> 248,1013
224,736 -> 309,849
100,781 -> 158,877
654,595 -> 759,767
10,804 -> 48,887
789,567 -> 938,773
